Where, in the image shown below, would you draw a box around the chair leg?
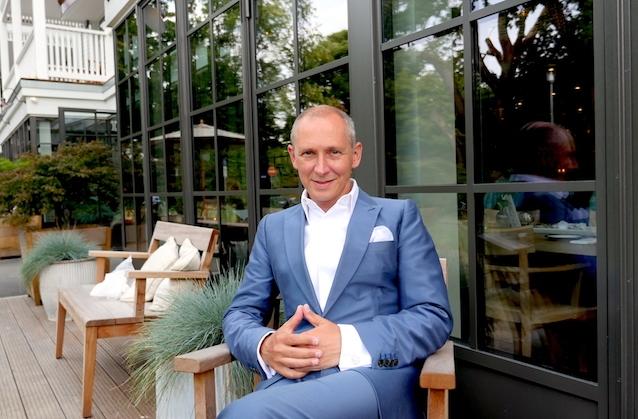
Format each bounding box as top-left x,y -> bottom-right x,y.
82,327 -> 98,418
55,302 -> 66,358
194,370 -> 216,419
427,389 -> 448,419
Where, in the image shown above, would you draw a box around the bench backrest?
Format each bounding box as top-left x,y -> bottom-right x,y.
148,221 -> 217,272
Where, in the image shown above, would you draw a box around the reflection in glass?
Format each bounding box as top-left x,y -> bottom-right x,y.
151,195 -> 167,225
472,0 -> 505,11
163,49 -> 179,121
217,101 -> 246,190
132,74 -> 141,133
118,80 -> 130,137
165,122 -> 182,192
193,112 -> 216,191
120,138 -> 133,193
123,197 -> 135,249
127,14 -> 139,72
167,196 -> 184,222
221,195 -> 249,266
298,0 -> 348,72
136,197 -> 147,250
399,193 -> 468,341
299,65 -> 350,112
132,137 -> 144,193
147,60 -> 162,127
260,194 -> 300,217
214,5 -> 243,101
144,1 -> 160,58
257,83 -> 297,189
150,128 -> 165,192
256,0 -> 294,87
188,0 -> 209,28
382,0 -> 462,42
478,192 -> 597,381
191,25 -> 213,110
384,29 -> 465,185
475,1 -> 594,183
196,196 -> 220,227
116,24 -> 126,80
159,0 -> 176,47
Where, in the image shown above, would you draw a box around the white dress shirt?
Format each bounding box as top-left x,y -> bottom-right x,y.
257,180 -> 372,377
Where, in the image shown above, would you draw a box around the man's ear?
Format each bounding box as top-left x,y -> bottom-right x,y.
287,144 -> 297,169
352,142 -> 363,169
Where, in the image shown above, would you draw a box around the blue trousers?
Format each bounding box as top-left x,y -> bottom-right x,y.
219,369 -> 380,419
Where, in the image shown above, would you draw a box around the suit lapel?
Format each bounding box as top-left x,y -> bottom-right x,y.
284,205 -> 321,312
323,192 -> 380,315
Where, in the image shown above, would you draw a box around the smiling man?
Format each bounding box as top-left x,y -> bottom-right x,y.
220,105 -> 452,419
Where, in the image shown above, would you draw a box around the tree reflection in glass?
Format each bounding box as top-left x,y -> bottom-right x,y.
214,5 -> 243,101
132,74 -> 141,133
147,60 -> 162,127
144,1 -> 160,59
149,128 -> 165,193
384,28 -> 465,185
193,112 -> 216,191
188,0 -> 209,28
120,138 -> 133,193
256,0 -> 294,87
257,83 -> 296,189
163,49 -> 179,121
165,122 -> 182,192
118,80 -> 130,137
190,25 -> 213,110
382,0 -> 462,42
217,101 -> 246,191
159,0 -> 176,48
299,65 -> 349,112
475,0 -> 594,183
298,0 -> 348,72
132,137 -> 144,194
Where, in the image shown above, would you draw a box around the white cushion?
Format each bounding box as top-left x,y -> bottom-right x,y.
89,256 -> 134,299
150,238 -> 202,312
120,236 -> 179,302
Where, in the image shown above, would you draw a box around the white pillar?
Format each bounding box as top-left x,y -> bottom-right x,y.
32,0 -> 47,79
104,27 -> 114,80
10,0 -> 22,68
0,13 -> 10,94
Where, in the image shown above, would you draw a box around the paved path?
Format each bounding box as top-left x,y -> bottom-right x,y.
0,257 -> 26,298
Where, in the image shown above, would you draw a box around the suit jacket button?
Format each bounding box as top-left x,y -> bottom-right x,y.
392,359 -> 398,367
377,359 -> 383,367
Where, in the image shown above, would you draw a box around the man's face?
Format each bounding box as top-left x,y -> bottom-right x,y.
287,112 -> 362,212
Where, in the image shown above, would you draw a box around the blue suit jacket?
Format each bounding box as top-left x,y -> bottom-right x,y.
223,191 -> 453,418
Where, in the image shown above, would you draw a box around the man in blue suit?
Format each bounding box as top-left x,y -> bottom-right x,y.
221,105 -> 452,418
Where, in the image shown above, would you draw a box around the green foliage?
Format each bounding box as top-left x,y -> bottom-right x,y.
0,157 -> 27,172
20,231 -> 91,288
0,141 -> 119,227
127,265 -> 252,406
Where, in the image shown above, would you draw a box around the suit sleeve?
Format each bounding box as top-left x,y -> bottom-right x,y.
222,215 -> 279,377
353,200 -> 453,369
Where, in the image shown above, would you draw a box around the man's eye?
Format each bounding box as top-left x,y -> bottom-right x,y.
301,151 -> 314,156
331,150 -> 343,155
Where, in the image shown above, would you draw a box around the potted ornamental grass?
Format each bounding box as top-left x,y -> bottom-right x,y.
20,231 -> 96,320
127,265 -> 253,419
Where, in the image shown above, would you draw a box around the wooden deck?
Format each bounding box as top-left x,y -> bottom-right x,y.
0,295 -> 154,419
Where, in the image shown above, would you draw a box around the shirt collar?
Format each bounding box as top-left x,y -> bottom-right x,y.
301,179 -> 359,220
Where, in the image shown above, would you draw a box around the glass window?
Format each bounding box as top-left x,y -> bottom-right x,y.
144,1 -> 161,59
132,137 -> 144,194
196,196 -> 220,227
150,128 -> 165,192
132,74 -> 142,134
213,4 -> 243,101
260,194 -> 300,217
128,13 -> 139,72
384,28 -> 465,185
120,138 -> 133,194
193,112 -> 216,191
256,0 -> 294,87
163,49 -> 180,121
147,59 -> 162,127
118,81 -> 131,137
472,0 -> 506,11
257,83 -> 297,189
399,193 -> 469,341
478,191 -> 597,380
160,0 -> 177,48
382,0 -> 462,42
474,1 -> 594,183
191,24 -> 213,110
116,24 -> 127,80
167,196 -> 184,222
188,0 -> 210,28
217,101 -> 246,191
165,122 -> 182,192
297,0 -> 348,72
220,195 -> 249,265
299,65 -> 350,112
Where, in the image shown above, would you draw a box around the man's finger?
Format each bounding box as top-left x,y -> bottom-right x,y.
302,304 -> 323,326
279,305 -> 304,332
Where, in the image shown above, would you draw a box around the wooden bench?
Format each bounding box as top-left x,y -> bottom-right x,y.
55,221 -> 219,418
174,258 -> 455,419
22,225 -> 112,305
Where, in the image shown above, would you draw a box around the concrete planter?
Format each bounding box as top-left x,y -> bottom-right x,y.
39,257 -> 97,321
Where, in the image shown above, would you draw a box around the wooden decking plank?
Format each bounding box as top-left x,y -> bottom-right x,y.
0,297 -> 65,419
0,300 -> 27,419
30,297 -> 154,419
7,296 -> 108,419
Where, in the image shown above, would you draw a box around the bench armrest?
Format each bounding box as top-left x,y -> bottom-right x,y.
420,341 -> 455,390
174,343 -> 233,374
127,270 -> 210,279
89,250 -> 150,259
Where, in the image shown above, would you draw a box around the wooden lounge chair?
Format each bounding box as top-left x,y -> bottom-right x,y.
55,221 -> 219,417
174,258 -> 455,419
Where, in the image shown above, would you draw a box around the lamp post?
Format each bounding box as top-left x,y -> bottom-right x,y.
546,67 -> 555,123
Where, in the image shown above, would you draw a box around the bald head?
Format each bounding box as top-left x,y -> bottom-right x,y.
290,105 -> 357,147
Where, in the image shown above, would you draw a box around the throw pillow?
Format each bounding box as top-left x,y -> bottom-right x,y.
90,256 -> 134,299
120,236 -> 179,302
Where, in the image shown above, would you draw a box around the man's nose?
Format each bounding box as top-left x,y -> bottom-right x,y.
313,154 -> 330,175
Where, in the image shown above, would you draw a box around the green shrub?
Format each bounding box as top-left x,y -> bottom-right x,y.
20,231 -> 91,288
127,265 -> 252,406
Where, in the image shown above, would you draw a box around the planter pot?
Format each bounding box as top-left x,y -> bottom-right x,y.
156,363 -> 234,418
39,257 -> 97,321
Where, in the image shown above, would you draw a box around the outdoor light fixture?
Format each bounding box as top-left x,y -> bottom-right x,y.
547,67 -> 556,123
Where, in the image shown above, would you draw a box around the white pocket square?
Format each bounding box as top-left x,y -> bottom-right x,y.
369,225 -> 394,243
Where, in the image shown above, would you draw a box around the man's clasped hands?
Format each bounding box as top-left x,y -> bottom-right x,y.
260,304 -> 342,379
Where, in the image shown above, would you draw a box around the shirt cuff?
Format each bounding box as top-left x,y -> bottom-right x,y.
256,331 -> 277,379
337,324 -> 372,370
